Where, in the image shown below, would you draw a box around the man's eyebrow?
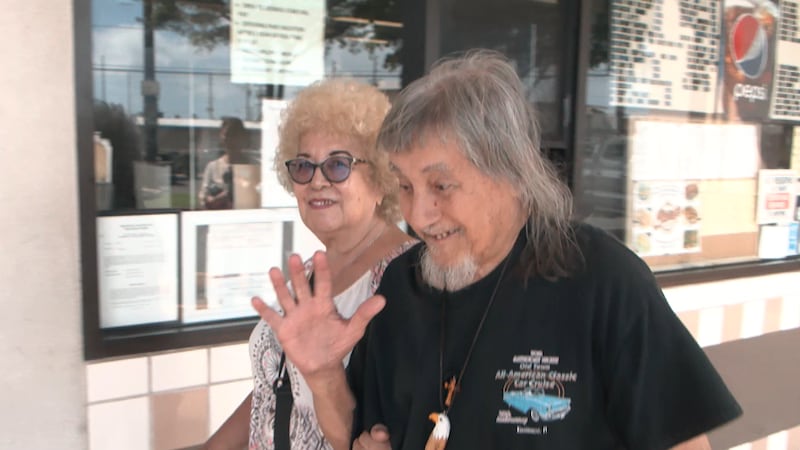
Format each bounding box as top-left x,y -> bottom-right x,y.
389,162 -> 451,175
422,162 -> 450,174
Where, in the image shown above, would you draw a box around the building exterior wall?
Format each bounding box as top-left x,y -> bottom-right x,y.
0,0 -> 87,448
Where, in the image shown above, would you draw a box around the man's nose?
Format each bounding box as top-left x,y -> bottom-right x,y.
406,191 -> 440,231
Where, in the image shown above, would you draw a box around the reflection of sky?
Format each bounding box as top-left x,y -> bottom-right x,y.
92,0 -> 401,119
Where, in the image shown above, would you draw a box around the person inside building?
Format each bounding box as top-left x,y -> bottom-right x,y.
198,116 -> 249,209
203,79 -> 415,449
251,50 -> 742,450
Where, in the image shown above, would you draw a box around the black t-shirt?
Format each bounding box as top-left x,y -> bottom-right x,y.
347,224 -> 742,449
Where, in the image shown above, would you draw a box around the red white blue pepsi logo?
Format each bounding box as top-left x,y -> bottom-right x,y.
730,14 -> 768,79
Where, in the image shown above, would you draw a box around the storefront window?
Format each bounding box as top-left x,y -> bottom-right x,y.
576,0 -> 800,272
436,0 -> 571,143
89,0 -> 404,339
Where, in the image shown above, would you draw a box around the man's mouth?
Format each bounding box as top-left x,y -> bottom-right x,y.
424,228 -> 460,241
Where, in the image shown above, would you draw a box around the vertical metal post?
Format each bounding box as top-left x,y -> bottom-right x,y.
143,0 -> 159,161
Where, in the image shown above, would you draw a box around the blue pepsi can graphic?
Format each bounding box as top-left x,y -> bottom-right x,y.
723,1 -> 777,121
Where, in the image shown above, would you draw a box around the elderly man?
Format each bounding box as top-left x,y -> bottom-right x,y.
253,50 -> 741,450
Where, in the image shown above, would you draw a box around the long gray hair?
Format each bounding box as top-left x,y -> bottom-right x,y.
377,49 -> 581,280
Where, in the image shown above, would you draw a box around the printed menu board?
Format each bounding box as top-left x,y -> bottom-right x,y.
609,0 -> 721,113
608,0 -> 799,120
770,0 -> 800,120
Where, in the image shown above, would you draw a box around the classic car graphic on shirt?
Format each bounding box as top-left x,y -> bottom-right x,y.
495,349 -> 576,434
502,388 -> 572,422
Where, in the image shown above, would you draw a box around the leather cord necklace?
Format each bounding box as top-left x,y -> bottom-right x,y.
426,255 -> 512,450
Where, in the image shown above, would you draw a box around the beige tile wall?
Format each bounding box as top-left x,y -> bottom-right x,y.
729,424 -> 800,450
668,273 -> 800,347
86,343 -> 251,450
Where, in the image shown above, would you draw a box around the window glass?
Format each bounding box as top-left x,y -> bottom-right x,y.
90,0 -> 403,330
436,0 -> 570,142
577,0 -> 799,272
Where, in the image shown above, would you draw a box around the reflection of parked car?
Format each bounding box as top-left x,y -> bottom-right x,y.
581,135 -> 627,213
503,389 -> 571,422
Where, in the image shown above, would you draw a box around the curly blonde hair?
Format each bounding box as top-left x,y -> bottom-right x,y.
274,78 -> 399,222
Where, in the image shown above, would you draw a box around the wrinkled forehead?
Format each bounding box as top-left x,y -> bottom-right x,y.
388,133 -> 467,177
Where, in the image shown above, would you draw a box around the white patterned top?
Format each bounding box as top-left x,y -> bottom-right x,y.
248,241 -> 416,450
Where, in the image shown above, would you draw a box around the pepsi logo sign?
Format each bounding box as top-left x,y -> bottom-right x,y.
730,13 -> 768,79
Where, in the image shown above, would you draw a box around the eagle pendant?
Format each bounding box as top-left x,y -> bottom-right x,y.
425,412 -> 451,450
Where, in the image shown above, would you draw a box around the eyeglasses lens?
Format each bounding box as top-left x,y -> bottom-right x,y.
288,160 -> 315,184
322,157 -> 352,182
286,156 -> 355,184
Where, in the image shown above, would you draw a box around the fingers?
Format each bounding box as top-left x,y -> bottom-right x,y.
369,424 -> 390,442
269,266 -> 296,315
346,295 -> 386,343
310,251 -> 332,302
251,296 -> 282,329
352,425 -> 391,450
287,254 -> 312,302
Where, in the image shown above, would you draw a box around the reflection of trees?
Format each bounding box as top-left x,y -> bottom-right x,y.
326,0 -> 402,70
150,0 -> 228,50
147,0 -> 402,68
440,0 -> 563,88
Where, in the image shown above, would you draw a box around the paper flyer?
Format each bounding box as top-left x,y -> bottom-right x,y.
230,0 -> 325,86
756,169 -> 798,224
629,180 -> 702,256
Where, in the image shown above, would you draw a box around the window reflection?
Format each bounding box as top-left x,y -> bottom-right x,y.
437,0 -> 567,141
577,0 -> 798,270
92,0 -> 404,212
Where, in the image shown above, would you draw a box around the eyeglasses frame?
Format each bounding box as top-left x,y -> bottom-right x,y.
284,153 -> 369,185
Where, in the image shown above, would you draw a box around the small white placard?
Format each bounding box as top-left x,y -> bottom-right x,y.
756,169 -> 798,225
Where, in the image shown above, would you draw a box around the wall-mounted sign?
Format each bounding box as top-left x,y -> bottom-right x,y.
230,0 -> 325,86
722,0 -> 779,122
769,0 -> 800,120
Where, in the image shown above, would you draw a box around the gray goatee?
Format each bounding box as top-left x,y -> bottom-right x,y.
420,246 -> 478,292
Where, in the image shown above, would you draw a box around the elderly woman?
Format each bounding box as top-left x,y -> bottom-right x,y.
203,79 -> 414,450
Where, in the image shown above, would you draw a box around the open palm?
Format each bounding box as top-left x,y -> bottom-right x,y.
251,251 -> 385,378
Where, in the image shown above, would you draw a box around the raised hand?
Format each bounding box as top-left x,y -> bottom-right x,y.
251,251 -> 386,379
